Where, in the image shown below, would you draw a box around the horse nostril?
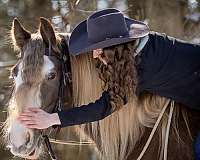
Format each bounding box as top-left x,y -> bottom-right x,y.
7,133 -> 12,148
25,132 -> 31,145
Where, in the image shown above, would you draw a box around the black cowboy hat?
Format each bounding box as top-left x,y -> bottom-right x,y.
69,8 -> 150,56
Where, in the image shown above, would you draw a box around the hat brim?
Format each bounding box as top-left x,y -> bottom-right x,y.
69,17 -> 150,56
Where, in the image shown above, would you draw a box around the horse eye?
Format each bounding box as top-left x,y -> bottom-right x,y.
47,72 -> 57,80
11,65 -> 18,78
11,70 -> 17,78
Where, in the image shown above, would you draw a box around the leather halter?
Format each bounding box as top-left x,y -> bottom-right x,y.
41,37 -> 71,160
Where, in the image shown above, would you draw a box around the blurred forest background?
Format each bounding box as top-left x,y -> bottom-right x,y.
1,0 -> 200,159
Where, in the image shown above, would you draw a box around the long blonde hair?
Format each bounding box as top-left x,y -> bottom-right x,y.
70,45 -> 191,160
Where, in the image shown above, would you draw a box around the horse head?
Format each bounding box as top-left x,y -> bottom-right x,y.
4,17 -> 72,159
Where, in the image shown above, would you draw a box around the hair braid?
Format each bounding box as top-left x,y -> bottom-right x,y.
95,41 -> 138,111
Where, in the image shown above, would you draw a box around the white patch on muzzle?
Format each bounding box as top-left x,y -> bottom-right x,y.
9,120 -> 33,149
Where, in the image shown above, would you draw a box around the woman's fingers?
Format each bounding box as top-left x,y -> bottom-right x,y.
20,109 -> 39,116
28,107 -> 41,112
18,114 -> 37,121
17,107 -> 51,129
18,115 -> 33,121
23,121 -> 42,129
19,111 -> 34,115
21,120 -> 36,125
18,115 -> 35,122
18,112 -> 36,124
26,124 -> 39,129
19,120 -> 36,127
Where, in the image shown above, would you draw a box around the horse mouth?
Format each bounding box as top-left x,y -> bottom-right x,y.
23,148 -> 39,159
9,136 -> 41,159
29,149 -> 36,156
24,137 -> 42,159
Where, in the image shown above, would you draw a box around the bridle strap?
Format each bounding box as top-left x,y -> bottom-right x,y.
42,135 -> 57,160
136,99 -> 173,160
163,101 -> 174,160
49,138 -> 95,146
42,36 -> 72,160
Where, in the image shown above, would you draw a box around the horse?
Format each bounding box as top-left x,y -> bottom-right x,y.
3,17 -> 72,159
3,17 -> 200,160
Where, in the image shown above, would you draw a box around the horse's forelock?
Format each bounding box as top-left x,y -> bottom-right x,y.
20,34 -> 45,85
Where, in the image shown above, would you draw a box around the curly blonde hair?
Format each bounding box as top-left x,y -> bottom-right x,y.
95,40 -> 138,111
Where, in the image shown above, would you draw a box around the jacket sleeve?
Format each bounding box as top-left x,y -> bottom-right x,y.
57,91 -> 112,128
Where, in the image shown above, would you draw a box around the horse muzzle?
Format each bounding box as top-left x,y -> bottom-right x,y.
8,129 -> 42,159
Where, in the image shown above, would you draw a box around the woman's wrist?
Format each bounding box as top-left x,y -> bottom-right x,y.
50,113 -> 61,126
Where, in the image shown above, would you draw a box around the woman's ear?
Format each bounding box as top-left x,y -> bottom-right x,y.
11,18 -> 31,50
93,48 -> 103,58
93,49 -> 107,65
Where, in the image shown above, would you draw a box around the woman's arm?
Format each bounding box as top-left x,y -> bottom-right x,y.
18,91 -> 113,129
57,91 -> 112,128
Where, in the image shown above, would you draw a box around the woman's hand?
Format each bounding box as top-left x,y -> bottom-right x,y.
17,108 -> 61,129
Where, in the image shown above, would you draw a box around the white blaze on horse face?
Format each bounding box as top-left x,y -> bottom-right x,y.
9,82 -> 40,153
42,55 -> 55,79
13,61 -> 41,108
14,62 -> 23,91
14,56 -> 55,91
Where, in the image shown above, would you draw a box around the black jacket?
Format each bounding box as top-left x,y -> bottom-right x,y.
137,32 -> 200,109
58,32 -> 200,128
57,91 -> 112,127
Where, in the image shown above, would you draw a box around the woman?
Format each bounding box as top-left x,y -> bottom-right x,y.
17,8 -> 200,153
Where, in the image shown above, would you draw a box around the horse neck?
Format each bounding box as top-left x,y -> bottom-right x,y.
76,94 -> 195,160
74,94 -> 170,160
57,34 -> 73,109
63,83 -> 73,108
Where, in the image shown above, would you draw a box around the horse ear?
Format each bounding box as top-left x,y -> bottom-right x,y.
39,17 -> 59,52
11,18 -> 31,49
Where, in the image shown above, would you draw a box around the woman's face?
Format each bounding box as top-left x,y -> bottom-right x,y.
93,48 -> 107,65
